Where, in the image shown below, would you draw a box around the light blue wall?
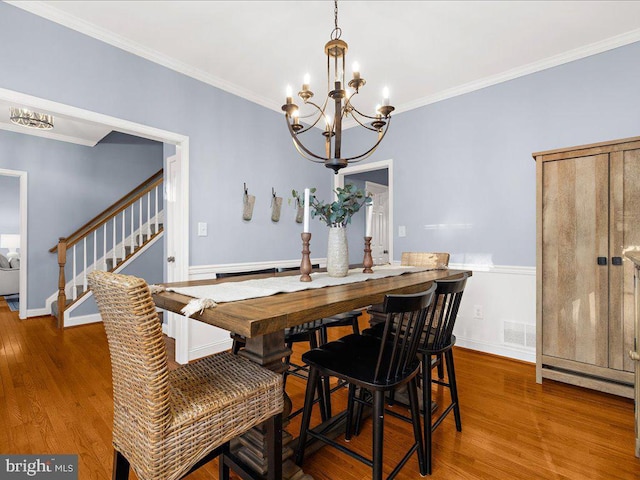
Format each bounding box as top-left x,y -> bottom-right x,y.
0,129 -> 163,308
346,42 -> 640,267
2,3 -> 640,279
0,3 -> 333,310
0,3 -> 333,273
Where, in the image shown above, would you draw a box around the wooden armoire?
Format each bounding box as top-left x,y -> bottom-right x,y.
534,136 -> 640,398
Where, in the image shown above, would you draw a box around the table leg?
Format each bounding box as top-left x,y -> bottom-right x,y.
238,330 -> 314,480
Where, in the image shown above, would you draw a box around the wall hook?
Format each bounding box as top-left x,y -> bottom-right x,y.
271,187 -> 283,222
242,183 -> 255,221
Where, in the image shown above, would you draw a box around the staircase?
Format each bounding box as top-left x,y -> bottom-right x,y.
49,170 -> 164,327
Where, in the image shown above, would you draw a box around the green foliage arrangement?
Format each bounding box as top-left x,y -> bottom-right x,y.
292,184 -> 372,227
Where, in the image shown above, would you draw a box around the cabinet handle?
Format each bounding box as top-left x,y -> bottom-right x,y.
611,256 -> 623,266
630,350 -> 640,362
597,256 -> 607,265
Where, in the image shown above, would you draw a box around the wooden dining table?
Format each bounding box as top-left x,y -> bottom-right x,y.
153,266 -> 472,480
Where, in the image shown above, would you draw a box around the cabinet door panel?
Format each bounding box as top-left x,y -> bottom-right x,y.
610,149 -> 640,372
542,154 -> 609,367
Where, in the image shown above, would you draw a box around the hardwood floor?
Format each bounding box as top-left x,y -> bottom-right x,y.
0,298 -> 637,479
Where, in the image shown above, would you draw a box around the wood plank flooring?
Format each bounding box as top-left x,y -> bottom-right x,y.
0,298 -> 637,479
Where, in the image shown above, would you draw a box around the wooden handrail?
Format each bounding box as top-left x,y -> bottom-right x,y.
49,169 -> 163,252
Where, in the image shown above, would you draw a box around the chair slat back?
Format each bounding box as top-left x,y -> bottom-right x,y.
422,274 -> 468,352
374,285 -> 437,384
88,271 -> 171,440
401,252 -> 450,269
216,267 -> 276,278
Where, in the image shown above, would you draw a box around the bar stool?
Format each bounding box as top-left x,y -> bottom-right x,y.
358,273 -> 468,474
295,285 -> 437,480
368,252 -> 450,382
88,270 -> 283,480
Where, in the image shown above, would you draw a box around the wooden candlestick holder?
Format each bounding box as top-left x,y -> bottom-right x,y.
363,236 -> 374,273
300,232 -> 312,282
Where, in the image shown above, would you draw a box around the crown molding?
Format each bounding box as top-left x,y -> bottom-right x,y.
391,28 -> 640,118
9,2 -> 640,121
6,1 -> 282,113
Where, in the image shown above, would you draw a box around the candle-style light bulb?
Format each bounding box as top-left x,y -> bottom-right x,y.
352,62 -> 360,80
335,70 -> 343,86
375,104 -> 382,118
292,110 -> 300,125
286,85 -> 293,104
303,73 -> 310,91
325,115 -> 332,131
382,86 -> 390,106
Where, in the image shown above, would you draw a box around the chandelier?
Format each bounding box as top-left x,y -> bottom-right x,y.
282,0 -> 394,174
9,107 -> 54,130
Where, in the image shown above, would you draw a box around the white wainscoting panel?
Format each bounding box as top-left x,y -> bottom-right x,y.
185,261 -> 536,363
450,263 -> 536,363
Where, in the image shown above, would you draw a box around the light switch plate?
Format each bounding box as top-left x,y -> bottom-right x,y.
198,222 -> 208,236
398,225 -> 406,237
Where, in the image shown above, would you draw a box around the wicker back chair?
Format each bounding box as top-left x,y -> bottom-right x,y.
88,270 -> 283,480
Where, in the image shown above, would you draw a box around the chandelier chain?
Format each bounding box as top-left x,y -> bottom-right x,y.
331,0 -> 342,40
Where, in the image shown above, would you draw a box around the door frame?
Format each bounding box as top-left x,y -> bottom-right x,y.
365,180 -> 389,265
0,168 -> 27,319
335,159 -> 394,263
0,87 -> 190,314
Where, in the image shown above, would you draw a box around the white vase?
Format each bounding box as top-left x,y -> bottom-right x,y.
327,225 -> 349,277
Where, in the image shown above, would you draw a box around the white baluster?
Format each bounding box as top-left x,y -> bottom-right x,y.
83,237 -> 87,293
130,205 -> 135,253
103,224 -> 107,270
121,211 -> 126,260
112,218 -> 116,269
147,191 -> 151,237
139,199 -> 143,248
72,244 -> 77,301
155,185 -> 159,234
93,230 -> 97,275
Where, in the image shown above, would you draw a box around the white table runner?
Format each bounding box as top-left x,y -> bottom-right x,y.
161,265 -> 442,317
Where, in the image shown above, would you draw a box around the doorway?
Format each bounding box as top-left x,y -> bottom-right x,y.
0,169 -> 27,319
366,181 -> 389,264
0,87 -> 189,328
335,159 -> 394,264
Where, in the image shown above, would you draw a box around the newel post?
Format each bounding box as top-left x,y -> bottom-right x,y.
56,237 -> 67,328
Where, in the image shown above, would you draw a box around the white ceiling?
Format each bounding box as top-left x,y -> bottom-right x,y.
5,1 -> 640,144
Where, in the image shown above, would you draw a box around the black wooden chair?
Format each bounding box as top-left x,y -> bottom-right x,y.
367,252 -> 451,380
315,309 -> 362,418
358,273 -> 468,474
416,274 -> 467,474
295,285 -> 437,480
276,264 -> 341,421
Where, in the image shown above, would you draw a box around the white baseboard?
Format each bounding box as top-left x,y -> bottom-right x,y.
27,307 -> 50,318
64,312 -> 102,327
189,337 -> 233,361
455,337 -> 535,363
